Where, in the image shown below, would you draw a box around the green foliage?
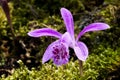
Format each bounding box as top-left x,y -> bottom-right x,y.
0,0 -> 120,80
0,46 -> 120,80
0,7 -> 6,22
0,7 -> 7,36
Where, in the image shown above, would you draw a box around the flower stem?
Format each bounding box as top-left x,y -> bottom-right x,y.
79,60 -> 83,76
1,0 -> 16,55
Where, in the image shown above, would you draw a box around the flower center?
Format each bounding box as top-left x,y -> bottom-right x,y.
52,43 -> 69,65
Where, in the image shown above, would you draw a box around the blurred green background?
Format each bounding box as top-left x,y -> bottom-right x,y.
0,0 -> 120,80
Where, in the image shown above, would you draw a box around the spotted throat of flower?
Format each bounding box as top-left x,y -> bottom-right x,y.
52,42 -> 70,66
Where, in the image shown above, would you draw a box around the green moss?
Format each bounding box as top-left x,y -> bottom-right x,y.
0,0 -> 120,80
0,46 -> 120,80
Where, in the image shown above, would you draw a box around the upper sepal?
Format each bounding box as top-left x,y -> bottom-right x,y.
61,8 -> 74,38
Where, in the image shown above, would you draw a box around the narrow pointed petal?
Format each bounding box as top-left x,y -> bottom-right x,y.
61,8 -> 74,37
42,40 -> 59,63
77,22 -> 110,41
28,28 -> 62,38
73,42 -> 88,61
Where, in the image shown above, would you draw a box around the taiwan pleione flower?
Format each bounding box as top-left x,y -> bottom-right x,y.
28,8 -> 110,66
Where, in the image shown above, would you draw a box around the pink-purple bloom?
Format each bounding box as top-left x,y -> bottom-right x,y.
28,8 -> 110,66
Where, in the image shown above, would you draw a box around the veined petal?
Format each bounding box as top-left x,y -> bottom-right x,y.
77,42 -> 88,60
73,42 -> 88,61
42,40 -> 59,63
28,28 -> 62,38
77,22 -> 110,41
61,8 -> 74,38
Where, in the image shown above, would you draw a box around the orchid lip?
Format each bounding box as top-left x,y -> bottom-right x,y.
51,42 -> 69,65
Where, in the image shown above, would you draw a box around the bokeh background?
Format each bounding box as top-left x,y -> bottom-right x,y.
0,0 -> 120,79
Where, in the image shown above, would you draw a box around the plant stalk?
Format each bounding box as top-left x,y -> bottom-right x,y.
0,0 -> 15,38
1,0 -> 16,55
79,60 -> 83,76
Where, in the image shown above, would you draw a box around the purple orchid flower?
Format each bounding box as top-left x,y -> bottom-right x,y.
28,8 -> 110,66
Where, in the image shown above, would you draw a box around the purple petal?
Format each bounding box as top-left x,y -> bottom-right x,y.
60,8 -> 74,38
42,40 -> 59,63
60,32 -> 73,46
77,22 -> 110,41
73,42 -> 88,61
28,28 -> 62,38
